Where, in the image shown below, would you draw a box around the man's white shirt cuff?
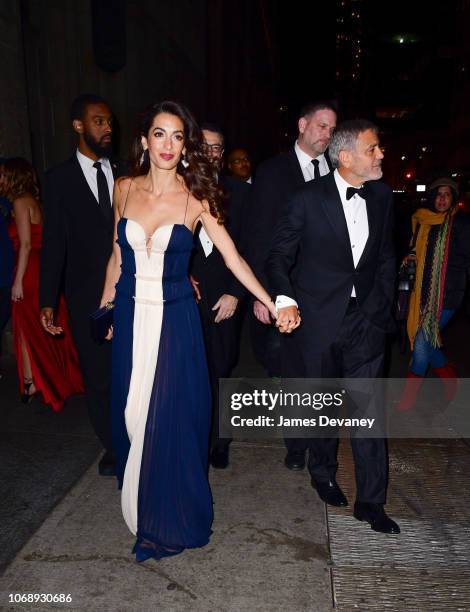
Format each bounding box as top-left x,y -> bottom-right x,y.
275,295 -> 298,312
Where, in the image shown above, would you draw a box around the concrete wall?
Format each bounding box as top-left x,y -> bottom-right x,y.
19,0 -> 207,172
0,0 -> 32,159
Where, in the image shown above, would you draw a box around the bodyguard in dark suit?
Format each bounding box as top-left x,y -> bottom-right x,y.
40,94 -> 126,475
190,123 -> 249,469
246,102 -> 337,470
267,120 -> 400,534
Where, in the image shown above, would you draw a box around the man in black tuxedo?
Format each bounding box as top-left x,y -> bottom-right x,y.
190,123 -> 249,469
246,101 -> 337,470
40,94 -> 126,476
267,120 -> 400,534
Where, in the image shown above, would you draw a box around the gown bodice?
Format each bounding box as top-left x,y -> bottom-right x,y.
115,218 -> 194,304
8,221 -> 42,252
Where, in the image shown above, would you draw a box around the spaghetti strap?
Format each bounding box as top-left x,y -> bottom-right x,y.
183,191 -> 190,226
121,178 -> 133,219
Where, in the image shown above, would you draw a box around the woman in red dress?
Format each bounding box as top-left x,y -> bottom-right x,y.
1,158 -> 84,411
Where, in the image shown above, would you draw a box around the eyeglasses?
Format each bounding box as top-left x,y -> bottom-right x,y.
202,143 -> 224,154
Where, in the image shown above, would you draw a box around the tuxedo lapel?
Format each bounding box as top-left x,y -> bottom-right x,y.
356,184 -> 380,268
287,148 -> 306,188
70,155 -> 115,226
324,149 -> 333,172
321,174 -> 354,263
71,155 -> 99,205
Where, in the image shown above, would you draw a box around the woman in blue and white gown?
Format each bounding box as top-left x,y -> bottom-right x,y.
100,101 -> 277,562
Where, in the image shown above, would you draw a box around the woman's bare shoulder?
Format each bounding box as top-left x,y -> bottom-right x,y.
13,193 -> 38,213
115,176 -> 132,192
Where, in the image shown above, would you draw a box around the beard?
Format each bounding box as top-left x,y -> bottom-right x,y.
84,131 -> 113,158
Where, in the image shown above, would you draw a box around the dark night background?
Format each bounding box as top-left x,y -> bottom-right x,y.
0,0 -> 469,200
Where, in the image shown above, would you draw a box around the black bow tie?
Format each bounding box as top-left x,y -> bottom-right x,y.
346,186 -> 366,200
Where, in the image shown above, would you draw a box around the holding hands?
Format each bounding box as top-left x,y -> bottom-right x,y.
276,305 -> 301,334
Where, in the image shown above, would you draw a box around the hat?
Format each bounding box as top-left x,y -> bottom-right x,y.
428,177 -> 459,193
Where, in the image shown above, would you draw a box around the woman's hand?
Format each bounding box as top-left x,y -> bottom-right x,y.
267,300 -> 278,321
105,325 -> 113,341
11,281 -> 23,302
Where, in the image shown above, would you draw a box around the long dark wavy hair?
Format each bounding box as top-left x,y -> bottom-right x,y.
129,101 -> 225,222
1,157 -> 40,202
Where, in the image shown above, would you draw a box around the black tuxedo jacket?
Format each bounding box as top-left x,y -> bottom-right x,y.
190,175 -> 250,305
39,155 -> 127,314
266,172 -> 396,353
246,147 -> 333,286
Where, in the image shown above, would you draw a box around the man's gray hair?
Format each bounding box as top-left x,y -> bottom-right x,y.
328,119 -> 379,168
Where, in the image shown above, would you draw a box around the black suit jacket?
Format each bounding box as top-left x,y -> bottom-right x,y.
246,147 -> 332,286
39,155 -> 126,314
266,172 -> 396,353
190,175 -> 250,305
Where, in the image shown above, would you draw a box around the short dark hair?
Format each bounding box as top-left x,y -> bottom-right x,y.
70,93 -> 109,121
299,100 -> 338,119
328,119 -> 379,168
200,121 -> 225,144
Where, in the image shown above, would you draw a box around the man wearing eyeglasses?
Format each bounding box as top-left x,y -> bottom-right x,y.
201,124 -> 225,171
190,123 -> 250,469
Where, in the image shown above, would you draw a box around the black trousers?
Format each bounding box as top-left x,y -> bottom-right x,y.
249,315 -> 281,378
301,300 -> 388,504
69,307 -> 113,453
198,298 -> 239,452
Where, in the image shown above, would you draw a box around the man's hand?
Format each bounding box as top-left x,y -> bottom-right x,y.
253,299 -> 271,324
40,307 -> 63,335
276,305 -> 301,334
189,275 -> 201,302
212,294 -> 238,323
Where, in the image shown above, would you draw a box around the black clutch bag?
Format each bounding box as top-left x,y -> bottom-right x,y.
90,301 -> 115,342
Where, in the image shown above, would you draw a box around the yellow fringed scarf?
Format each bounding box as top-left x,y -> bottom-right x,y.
407,207 -> 456,349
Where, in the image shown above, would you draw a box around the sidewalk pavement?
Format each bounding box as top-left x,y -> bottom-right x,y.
0,441 -> 332,612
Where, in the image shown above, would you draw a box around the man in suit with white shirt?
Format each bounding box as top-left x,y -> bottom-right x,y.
246,101 -> 337,470
190,123 -> 250,469
266,119 -> 399,534
39,94 -> 126,476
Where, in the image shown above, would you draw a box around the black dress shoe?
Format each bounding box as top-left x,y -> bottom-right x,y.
284,450 -> 306,471
210,447 -> 229,469
311,479 -> 348,507
354,502 -> 400,534
98,451 -> 116,476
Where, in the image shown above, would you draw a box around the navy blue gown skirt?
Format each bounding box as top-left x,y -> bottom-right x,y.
111,218 -> 213,561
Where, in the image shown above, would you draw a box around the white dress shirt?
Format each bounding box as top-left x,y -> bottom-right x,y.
199,225 -> 214,257
275,169 -> 369,311
294,141 -> 330,182
76,150 -> 114,206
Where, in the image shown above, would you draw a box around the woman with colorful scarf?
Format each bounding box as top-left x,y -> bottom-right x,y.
397,177 -> 470,411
